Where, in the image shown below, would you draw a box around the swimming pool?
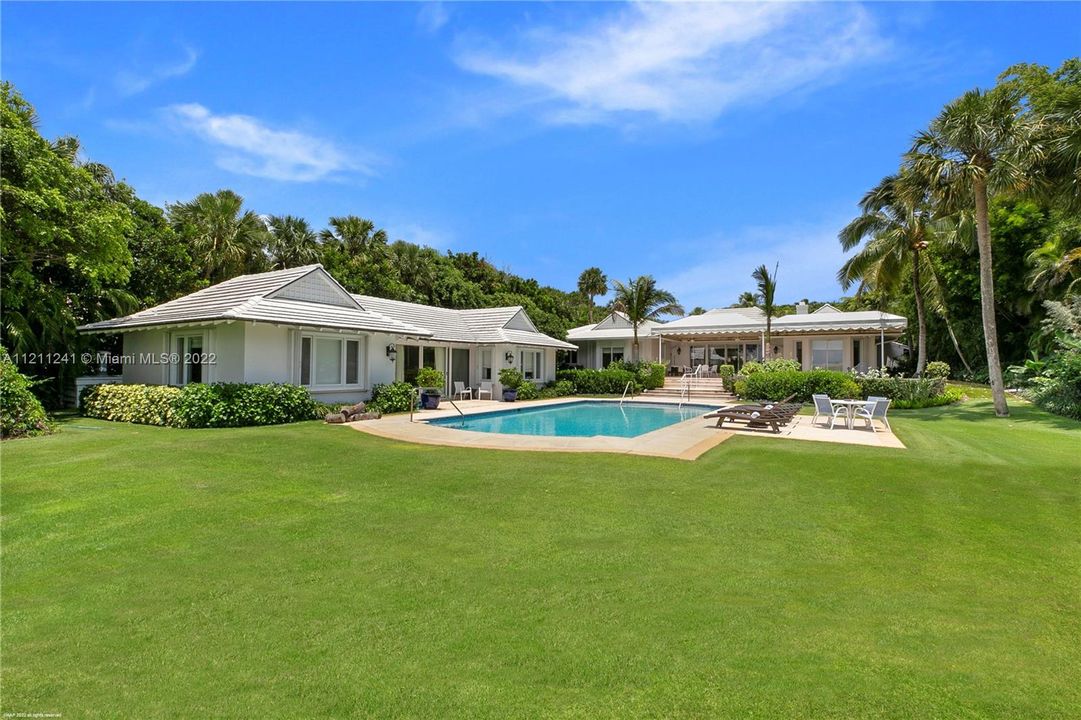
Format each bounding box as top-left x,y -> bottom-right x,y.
428,401 -> 716,438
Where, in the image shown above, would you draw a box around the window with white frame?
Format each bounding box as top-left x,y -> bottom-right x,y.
173,333 -> 205,385
520,350 -> 542,380
300,334 -> 364,387
480,349 -> 493,380
811,339 -> 844,371
601,346 -> 624,367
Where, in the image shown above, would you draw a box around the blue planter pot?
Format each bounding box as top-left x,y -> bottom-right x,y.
420,391 -> 442,409
502,389 -> 518,402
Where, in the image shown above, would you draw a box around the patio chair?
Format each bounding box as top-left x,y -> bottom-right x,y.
476,381 -> 493,400
452,382 -> 472,401
854,397 -> 891,432
811,394 -> 849,429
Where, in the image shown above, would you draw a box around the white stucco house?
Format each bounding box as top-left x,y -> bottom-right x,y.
567,303 -> 907,373
78,265 -> 576,403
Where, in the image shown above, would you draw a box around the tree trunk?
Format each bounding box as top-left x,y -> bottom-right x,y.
912,252 -> 927,376
973,176 -> 1010,416
632,325 -> 640,363
764,318 -> 772,359
944,315 -> 973,375
588,297 -> 594,324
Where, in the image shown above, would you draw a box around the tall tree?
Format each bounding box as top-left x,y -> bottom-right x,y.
751,263 -> 779,357
611,276 -> 684,362
168,190 -> 269,282
907,86 -> 1046,416
266,215 -> 319,270
838,172 -> 941,375
577,267 -> 608,323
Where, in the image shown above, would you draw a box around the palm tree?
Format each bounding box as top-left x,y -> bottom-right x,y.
577,267 -> 608,323
838,172 -> 937,374
611,275 -> 684,362
266,215 -> 319,269
168,190 -> 269,282
751,264 -> 779,357
907,86 -> 1046,416
734,292 -> 758,308
320,216 -> 389,258
392,241 -> 439,304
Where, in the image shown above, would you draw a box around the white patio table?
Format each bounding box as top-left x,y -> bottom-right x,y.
829,399 -> 870,429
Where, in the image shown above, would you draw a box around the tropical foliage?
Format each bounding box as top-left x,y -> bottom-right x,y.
839,58 -> 1080,417
0,347 -> 51,438
610,275 -> 684,362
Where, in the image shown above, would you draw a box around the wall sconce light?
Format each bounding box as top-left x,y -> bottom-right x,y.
504,351 -> 515,364
677,347 -> 682,355
386,344 -> 397,361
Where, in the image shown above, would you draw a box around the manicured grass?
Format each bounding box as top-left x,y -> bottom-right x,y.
2,400 -> 1079,718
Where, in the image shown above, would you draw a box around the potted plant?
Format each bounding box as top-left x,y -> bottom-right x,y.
499,368 -> 524,402
415,366 -> 445,409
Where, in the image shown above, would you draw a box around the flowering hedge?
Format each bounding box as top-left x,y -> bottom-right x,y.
81,382 -> 316,428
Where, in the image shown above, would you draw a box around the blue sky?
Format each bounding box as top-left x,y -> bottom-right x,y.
4,2 -> 1078,310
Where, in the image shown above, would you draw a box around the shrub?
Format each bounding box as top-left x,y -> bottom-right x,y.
760,358 -> 801,373
81,383 -> 181,426
515,382 -> 540,400
741,361 -> 763,375
854,376 -> 946,404
537,380 -> 575,399
1,349 -> 52,439
612,361 -> 666,390
893,387 -> 964,409
736,370 -> 860,403
369,381 -> 416,414
1026,348 -> 1081,419
718,364 -> 736,392
556,367 -> 638,394
499,367 -> 524,389
415,366 -> 445,390
924,361 -> 951,379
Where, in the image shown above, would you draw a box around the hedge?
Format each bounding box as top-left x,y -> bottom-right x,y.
556,367 -> 639,394
1,349 -> 52,439
735,370 -> 860,403
81,382 -> 316,428
81,384 -> 181,426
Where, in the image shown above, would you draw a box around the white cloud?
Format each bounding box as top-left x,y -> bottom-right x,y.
164,103 -> 373,182
417,2 -> 449,34
655,219 -> 851,311
396,222 -> 453,250
115,45 -> 199,96
455,2 -> 886,125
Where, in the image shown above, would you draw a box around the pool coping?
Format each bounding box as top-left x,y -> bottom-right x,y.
346,397 -> 734,461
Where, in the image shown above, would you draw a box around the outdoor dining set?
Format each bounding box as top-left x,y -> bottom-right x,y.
706,394 -> 892,435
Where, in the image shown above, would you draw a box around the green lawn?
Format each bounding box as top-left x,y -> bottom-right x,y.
3,400 -> 1079,718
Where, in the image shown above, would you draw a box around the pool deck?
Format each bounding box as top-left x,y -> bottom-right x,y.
346,396 -> 905,460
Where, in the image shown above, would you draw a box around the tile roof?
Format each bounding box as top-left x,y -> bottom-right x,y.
79,265 -> 575,348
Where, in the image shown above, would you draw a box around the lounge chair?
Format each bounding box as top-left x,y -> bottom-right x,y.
476,381 -> 493,400
811,393 -> 849,429
452,381 -> 472,401
705,406 -> 790,433
854,396 -> 891,432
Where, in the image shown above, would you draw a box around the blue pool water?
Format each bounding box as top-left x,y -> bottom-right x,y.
428,401 -> 716,438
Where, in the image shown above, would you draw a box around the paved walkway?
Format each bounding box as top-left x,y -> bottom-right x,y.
346,396 -> 905,460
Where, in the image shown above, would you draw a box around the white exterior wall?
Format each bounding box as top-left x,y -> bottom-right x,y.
212,323 -> 246,382
121,329 -> 169,384
241,322 -> 290,383
368,333 -> 398,389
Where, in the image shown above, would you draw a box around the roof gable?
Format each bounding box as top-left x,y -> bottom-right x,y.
812,303 -> 842,314
267,267 -> 360,309
503,308 -> 538,332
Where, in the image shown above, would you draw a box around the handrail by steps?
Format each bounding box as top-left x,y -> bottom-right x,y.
411,386 -> 465,422
619,381 -> 633,407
